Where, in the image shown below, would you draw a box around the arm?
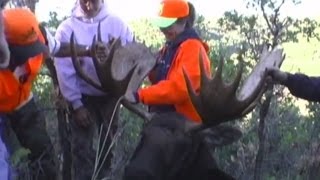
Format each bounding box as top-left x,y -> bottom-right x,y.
55,42 -> 90,57
53,26 -> 83,109
283,73 -> 320,102
138,41 -> 211,105
0,15 -> 9,69
44,28 -> 90,57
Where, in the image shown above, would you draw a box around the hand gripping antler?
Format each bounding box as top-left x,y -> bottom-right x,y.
184,46 -> 285,133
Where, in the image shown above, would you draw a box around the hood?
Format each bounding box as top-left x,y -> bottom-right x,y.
71,2 -> 110,23
167,28 -> 209,53
167,28 -> 200,48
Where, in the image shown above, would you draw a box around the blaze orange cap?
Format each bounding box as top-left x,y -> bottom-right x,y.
152,0 -> 189,28
3,8 -> 47,62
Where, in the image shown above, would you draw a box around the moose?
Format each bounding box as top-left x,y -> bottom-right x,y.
69,24 -> 284,180
0,0 -> 10,69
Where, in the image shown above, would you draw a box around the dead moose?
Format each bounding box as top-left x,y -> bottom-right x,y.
69,24 -> 284,180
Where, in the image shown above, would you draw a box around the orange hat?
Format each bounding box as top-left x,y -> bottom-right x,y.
3,8 -> 47,62
152,0 -> 189,28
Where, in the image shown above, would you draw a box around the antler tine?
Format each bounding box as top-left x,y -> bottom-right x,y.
182,67 -> 203,117
132,36 -> 136,42
97,21 -> 102,42
70,32 -> 104,91
214,55 -> 224,80
199,50 -> 211,90
229,54 -> 244,94
90,34 -> 102,70
114,61 -> 139,97
99,37 -> 121,92
108,36 -> 117,46
111,37 -> 122,48
121,100 -> 153,122
104,37 -> 121,73
182,48 -> 208,119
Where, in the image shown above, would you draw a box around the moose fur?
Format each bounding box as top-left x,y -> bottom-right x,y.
124,112 -> 237,180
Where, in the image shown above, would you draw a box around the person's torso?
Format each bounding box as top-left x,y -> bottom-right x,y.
0,54 -> 43,113
168,39 -> 210,123
149,30 -> 211,122
0,26 -> 45,113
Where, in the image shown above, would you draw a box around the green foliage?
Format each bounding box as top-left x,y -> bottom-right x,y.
129,18 -> 163,50
33,71 -> 53,107
40,11 -> 67,31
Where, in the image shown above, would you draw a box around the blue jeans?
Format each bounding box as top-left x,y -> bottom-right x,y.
0,116 -> 11,180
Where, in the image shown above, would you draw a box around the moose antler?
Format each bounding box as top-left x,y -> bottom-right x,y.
70,22 -> 156,99
70,23 -> 157,121
184,46 -> 284,133
70,25 -> 134,97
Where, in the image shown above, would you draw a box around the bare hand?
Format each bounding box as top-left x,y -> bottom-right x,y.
91,41 -> 109,60
266,67 -> 288,84
73,106 -> 93,128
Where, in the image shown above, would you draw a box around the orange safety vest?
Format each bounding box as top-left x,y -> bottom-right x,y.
0,33 -> 45,113
138,39 -> 211,123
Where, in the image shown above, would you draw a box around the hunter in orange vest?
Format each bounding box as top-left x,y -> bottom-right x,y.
0,9 -> 47,112
0,8 -> 57,180
126,0 -> 211,123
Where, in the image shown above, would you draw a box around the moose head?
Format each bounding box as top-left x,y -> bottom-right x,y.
0,0 -> 10,68
69,24 -> 285,179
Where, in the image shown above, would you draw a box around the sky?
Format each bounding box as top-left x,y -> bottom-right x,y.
35,0 -> 320,23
